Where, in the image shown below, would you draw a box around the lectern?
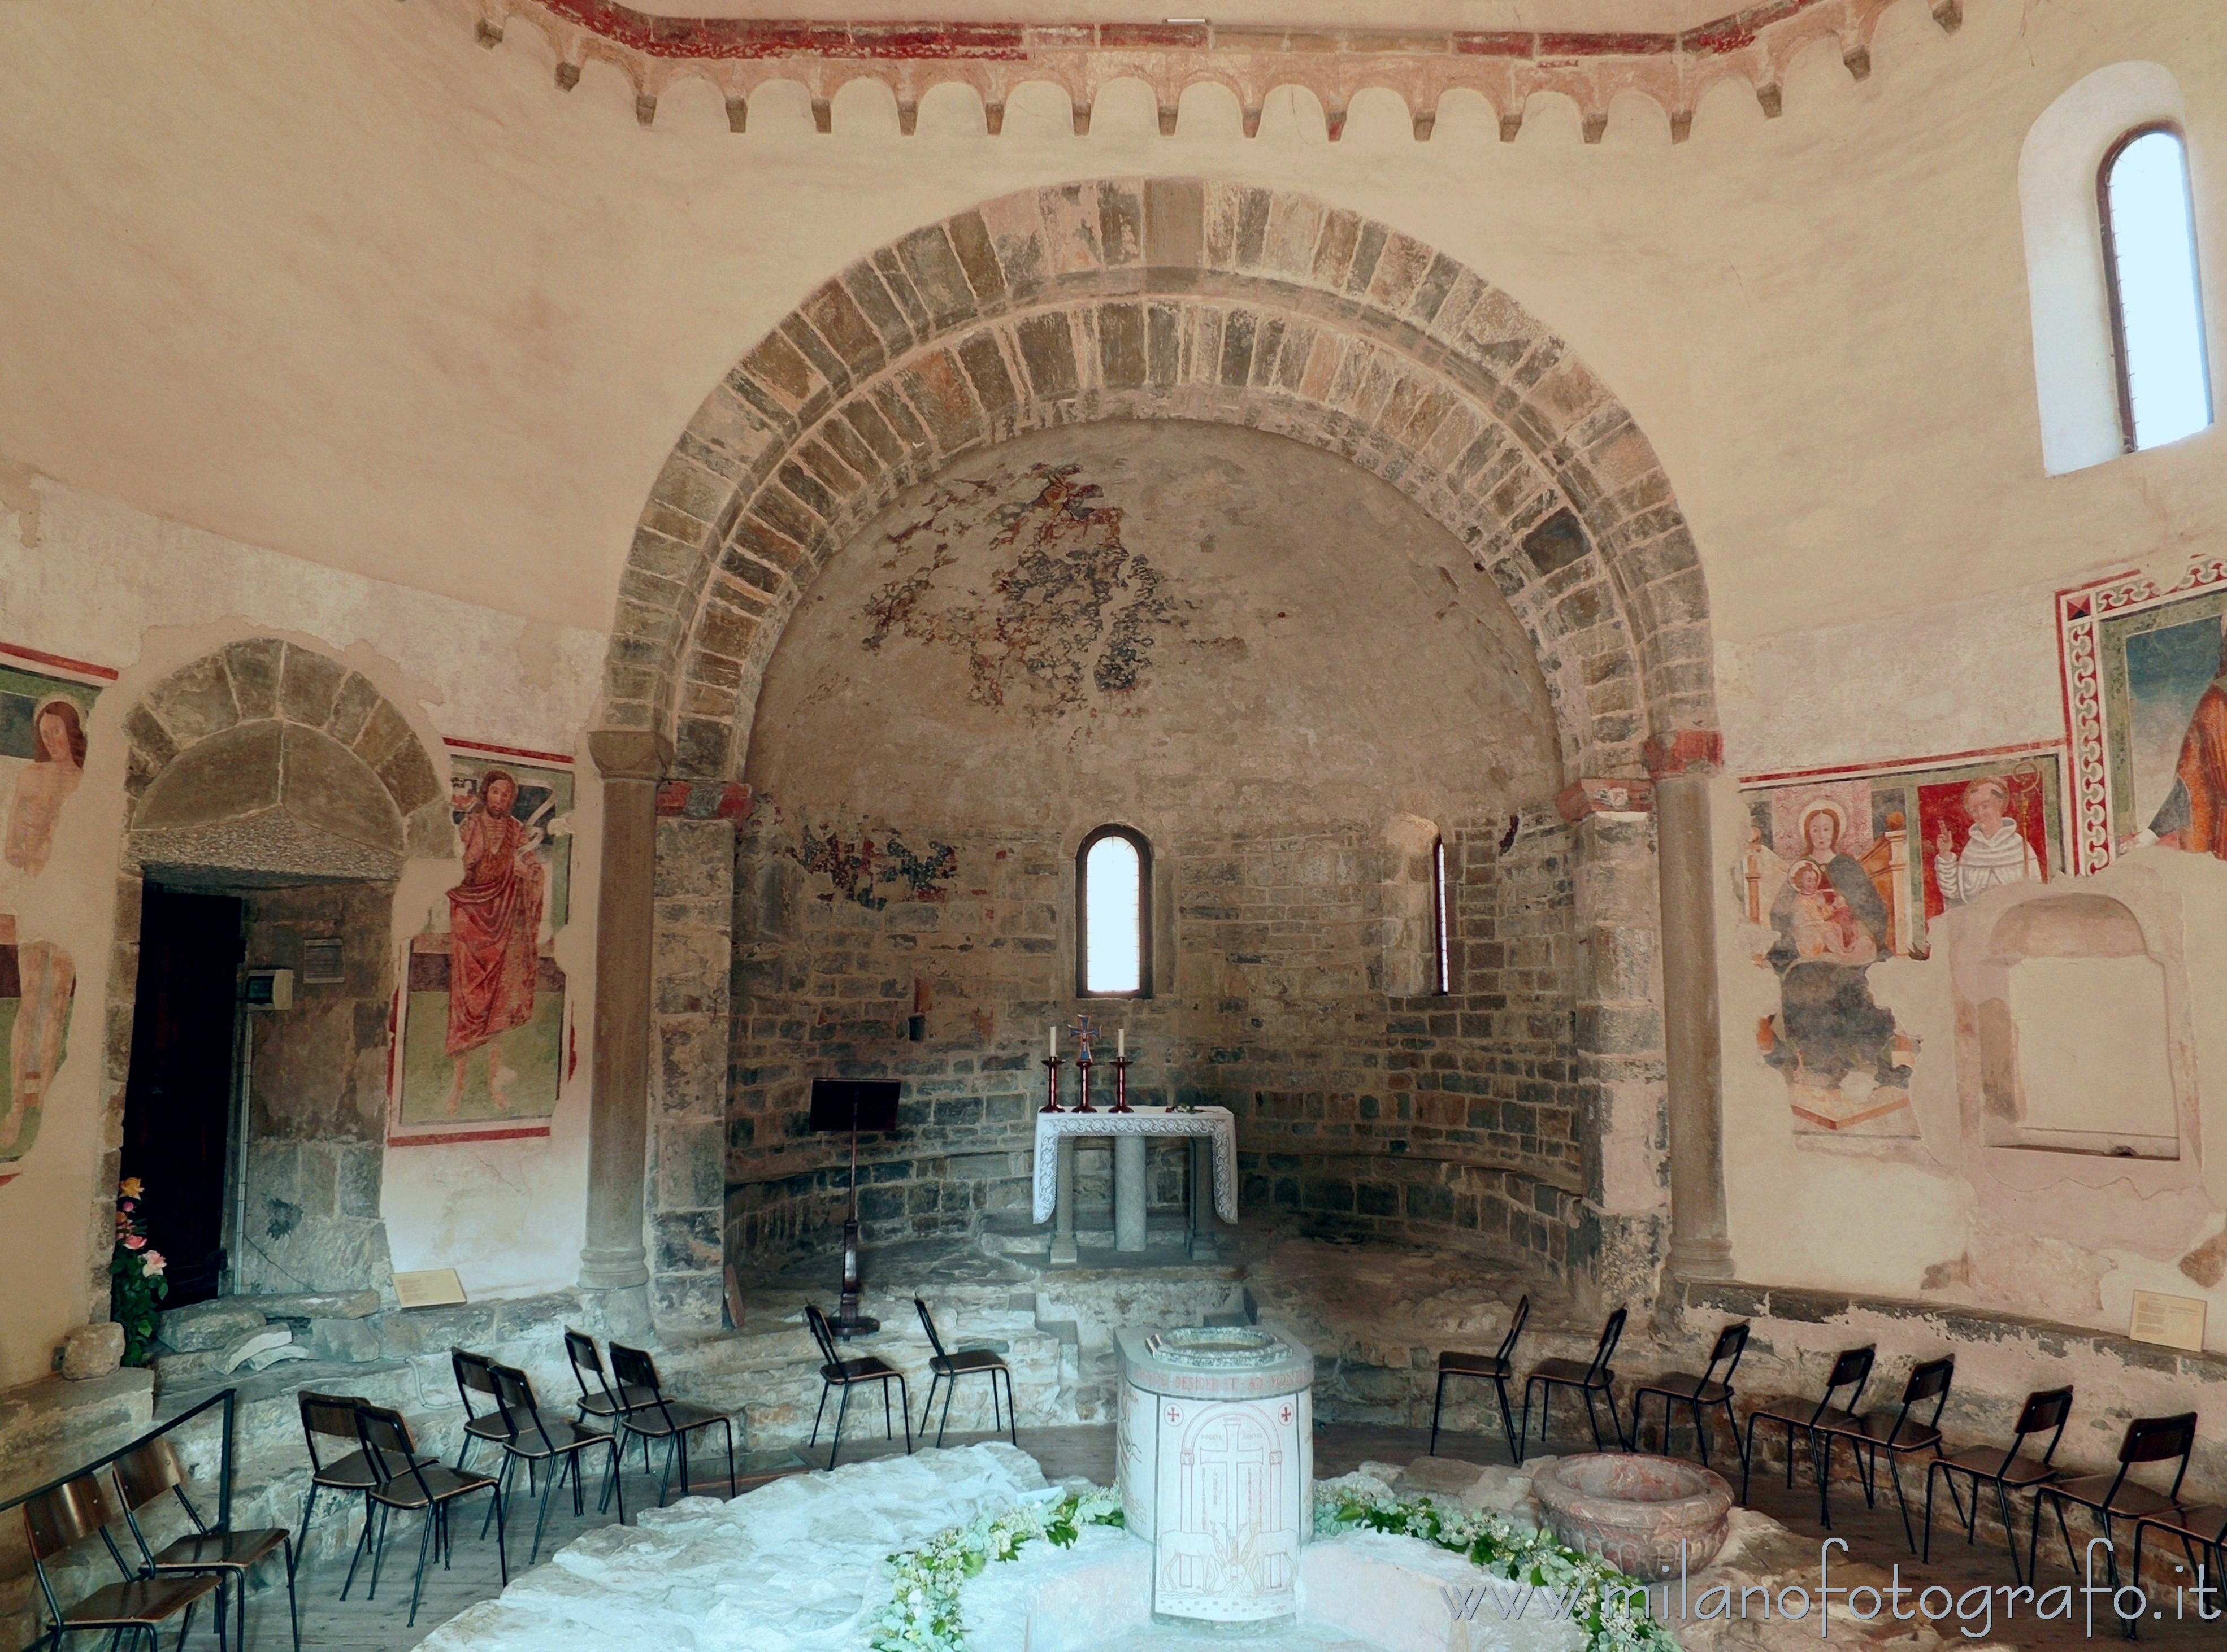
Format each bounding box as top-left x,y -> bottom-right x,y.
808,1078 -> 901,1338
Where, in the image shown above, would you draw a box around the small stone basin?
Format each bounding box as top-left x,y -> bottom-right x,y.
1528,1453 -> 1734,1577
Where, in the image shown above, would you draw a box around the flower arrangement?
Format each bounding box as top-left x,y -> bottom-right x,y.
870,1488 -> 1125,1652
1314,1484 -> 1680,1652
109,1177 -> 168,1366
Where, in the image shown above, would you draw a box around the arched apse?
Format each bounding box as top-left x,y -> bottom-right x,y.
599,179 -> 1716,781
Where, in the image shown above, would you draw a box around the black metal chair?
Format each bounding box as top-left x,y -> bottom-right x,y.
1430,1294 -> 1529,1462
564,1328 -> 658,1432
21,1471 -> 220,1652
296,1391 -> 432,1576
1740,1344 -> 1874,1509
2030,1410 -> 2198,1621
914,1298 -> 1016,1449
609,1341 -> 738,1506
1814,1355 -> 1953,1545
115,1435 -> 298,1652
1924,1384 -> 2072,1584
805,1303 -> 912,1471
2132,1496 -> 2227,1618
487,1362 -> 626,1564
1631,1320 -> 1749,1471
341,1403 -> 506,1628
1520,1306 -> 1628,1454
452,1348 -> 519,1475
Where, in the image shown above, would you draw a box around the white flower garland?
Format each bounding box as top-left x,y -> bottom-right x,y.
872,1481 -> 1677,1652
1314,1485 -> 1681,1652
870,1489 -> 1126,1652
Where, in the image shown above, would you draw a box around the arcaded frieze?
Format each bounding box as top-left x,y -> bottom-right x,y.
461,0 -> 1964,140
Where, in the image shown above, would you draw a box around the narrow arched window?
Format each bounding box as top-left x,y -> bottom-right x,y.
1432,836 -> 1451,995
2101,125 -> 2213,453
1078,826 -> 1149,997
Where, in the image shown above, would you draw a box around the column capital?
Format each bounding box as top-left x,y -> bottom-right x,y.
587,727 -> 674,781
1556,776 -> 1655,822
1644,729 -> 1725,779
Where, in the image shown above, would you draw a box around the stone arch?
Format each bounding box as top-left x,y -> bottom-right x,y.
600,177 -> 1714,783
120,639 -> 448,862
93,640 -> 454,1306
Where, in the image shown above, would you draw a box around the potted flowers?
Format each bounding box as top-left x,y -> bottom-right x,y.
109,1177 -> 168,1366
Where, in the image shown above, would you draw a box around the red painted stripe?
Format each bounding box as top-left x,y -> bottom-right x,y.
535,0 -> 1839,63
444,736 -> 575,766
387,1125 -> 553,1147
0,640 -> 120,681
1739,740 -> 2067,787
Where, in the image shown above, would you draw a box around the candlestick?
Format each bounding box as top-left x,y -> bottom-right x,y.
1040,1055 -> 1063,1114
1112,1055 -> 1132,1112
1072,1053 -> 1097,1113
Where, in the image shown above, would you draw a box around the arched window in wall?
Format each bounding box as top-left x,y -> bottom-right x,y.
2100,125 -> 2213,453
1432,836 -> 1452,995
1078,826 -> 1149,997
2020,63 -> 2211,474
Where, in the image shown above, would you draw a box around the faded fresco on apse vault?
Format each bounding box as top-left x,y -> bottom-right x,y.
393,747 -> 572,1141
1738,746 -> 2065,1137
0,647 -> 105,1180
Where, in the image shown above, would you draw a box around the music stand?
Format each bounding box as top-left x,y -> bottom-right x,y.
809,1078 -> 901,1338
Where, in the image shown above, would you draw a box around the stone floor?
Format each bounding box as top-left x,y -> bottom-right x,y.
225,1419 -> 2223,1652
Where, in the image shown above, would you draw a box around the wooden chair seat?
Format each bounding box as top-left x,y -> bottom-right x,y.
622,1398 -> 727,1440
1746,1396 -> 1863,1432
312,1446 -> 435,1490
1528,1356 -> 1610,1388
62,1571 -> 220,1629
2050,1473 -> 2185,1520
148,1525 -> 290,1572
2136,1502 -> 2227,1547
821,1355 -> 903,1385
368,1463 -> 498,1512
1635,1372 -> 1731,1405
577,1383 -> 659,1419
1438,1350 -> 1511,1379
1932,1444 -> 2057,1487
503,1418 -> 613,1459
1836,1414 -> 1943,1453
930,1349 -> 1005,1377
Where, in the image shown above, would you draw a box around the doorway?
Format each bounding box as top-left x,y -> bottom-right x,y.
120,888 -> 244,1307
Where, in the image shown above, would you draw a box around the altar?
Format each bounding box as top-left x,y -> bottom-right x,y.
1032,1106 -> 1237,1265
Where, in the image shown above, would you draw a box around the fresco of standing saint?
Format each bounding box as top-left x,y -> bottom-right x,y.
396,751 -> 572,1134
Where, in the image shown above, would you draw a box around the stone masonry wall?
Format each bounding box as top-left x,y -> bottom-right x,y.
724,805 -> 1583,1273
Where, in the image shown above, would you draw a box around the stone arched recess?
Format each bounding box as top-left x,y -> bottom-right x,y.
589,179 -> 1733,1326
92,640 -> 452,1311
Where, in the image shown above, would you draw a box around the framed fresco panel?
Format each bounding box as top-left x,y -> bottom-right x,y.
2060,560 -> 2227,873
1738,743 -> 2066,1138
390,743 -> 574,1146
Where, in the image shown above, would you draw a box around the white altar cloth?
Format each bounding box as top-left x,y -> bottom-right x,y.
1031,1106 -> 1238,1224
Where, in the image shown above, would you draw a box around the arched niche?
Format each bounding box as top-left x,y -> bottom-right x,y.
99,640 -> 454,1305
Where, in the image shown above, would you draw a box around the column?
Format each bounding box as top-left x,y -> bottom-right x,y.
1113,1135 -> 1147,1252
1188,1137 -> 1215,1259
579,729 -> 670,1306
1650,733 -> 1734,1282
1051,1138 -> 1079,1266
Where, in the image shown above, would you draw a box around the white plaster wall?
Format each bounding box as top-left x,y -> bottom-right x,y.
0,477 -> 607,1387
0,0 -> 2224,1364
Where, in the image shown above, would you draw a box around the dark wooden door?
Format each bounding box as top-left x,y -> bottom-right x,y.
121,888 -> 243,1307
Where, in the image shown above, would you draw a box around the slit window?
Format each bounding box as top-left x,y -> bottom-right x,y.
1078,827 -> 1149,997
1433,836 -> 1451,995
2101,125 -> 2213,453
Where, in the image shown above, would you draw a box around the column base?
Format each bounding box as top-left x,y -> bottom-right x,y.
578,1244 -> 651,1292
1049,1238 -> 1080,1267
1668,1238 -> 1736,1282
574,1280 -> 654,1341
